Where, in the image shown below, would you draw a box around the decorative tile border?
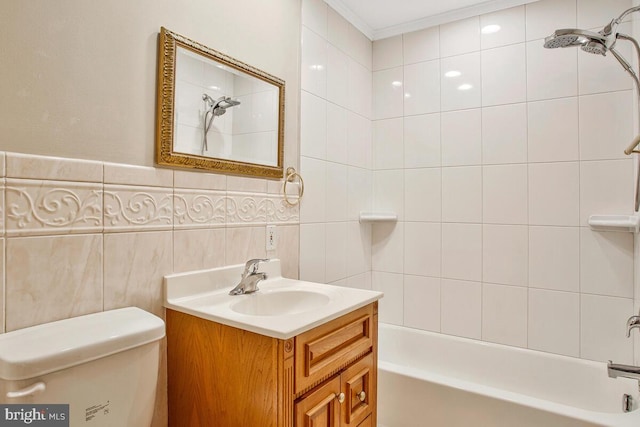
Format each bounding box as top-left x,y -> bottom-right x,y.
0,151 -> 299,236
5,179 -> 102,236
173,190 -> 226,229
103,185 -> 173,232
226,193 -> 299,226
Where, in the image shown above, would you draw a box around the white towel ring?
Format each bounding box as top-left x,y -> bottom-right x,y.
283,167 -> 304,206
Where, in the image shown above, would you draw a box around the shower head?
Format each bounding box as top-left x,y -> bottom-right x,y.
202,94 -> 241,117
581,40 -> 608,56
543,28 -> 608,50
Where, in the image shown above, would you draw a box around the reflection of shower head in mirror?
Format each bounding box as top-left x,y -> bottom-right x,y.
202,94 -> 241,117
201,94 -> 242,154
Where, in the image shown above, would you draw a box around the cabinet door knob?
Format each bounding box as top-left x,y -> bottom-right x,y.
357,390 -> 366,402
336,392 -> 345,403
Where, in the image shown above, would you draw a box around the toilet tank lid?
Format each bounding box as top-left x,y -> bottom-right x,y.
0,307 -> 165,381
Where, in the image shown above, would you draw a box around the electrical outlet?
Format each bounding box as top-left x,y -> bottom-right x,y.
266,225 -> 277,250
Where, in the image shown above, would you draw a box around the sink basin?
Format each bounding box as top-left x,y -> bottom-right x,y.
231,290 -> 330,316
163,259 -> 383,339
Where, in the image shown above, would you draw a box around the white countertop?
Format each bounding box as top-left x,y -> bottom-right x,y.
163,260 -> 383,339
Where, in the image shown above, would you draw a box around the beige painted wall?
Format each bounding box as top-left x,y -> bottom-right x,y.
0,0 -> 300,169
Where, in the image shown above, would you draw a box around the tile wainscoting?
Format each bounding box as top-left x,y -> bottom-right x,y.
0,151 -> 300,426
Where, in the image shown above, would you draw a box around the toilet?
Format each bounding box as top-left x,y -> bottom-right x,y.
0,307 -> 165,426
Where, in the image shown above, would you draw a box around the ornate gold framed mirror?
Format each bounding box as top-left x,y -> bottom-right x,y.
156,27 -> 285,178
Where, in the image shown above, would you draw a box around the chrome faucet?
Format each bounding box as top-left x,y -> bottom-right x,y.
627,312 -> 640,337
608,360 -> 640,381
228,259 -> 269,295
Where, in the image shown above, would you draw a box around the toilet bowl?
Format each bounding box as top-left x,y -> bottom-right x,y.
0,307 -> 165,426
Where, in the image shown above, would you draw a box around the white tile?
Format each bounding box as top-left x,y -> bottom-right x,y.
347,167 -> 372,220
347,23 -> 372,70
327,45 -> 349,108
526,40 -> 578,102
301,27 -> 327,98
300,223 -> 326,283
373,35 -> 403,71
404,113 -> 441,168
441,52 -> 481,111
347,221 -> 372,276
8,153 -> 103,182
528,289 -> 580,357
404,168 -> 441,222
404,222 -> 441,278
482,284 -> 527,347
483,225 -> 528,287
373,118 -> 403,170
299,156 -> 326,223
346,272 -> 372,290
327,7 -> 349,53
325,222 -> 347,283
578,23 -> 633,95
347,112 -> 372,168
528,162 -> 580,226
581,294 -> 634,364
482,43 -> 526,107
347,59 -> 372,118
526,0 -> 576,41
440,17 -> 480,57
579,91 -> 633,161
482,103 -> 527,164
404,275 -> 441,332
529,226 -> 579,292
325,162 -> 348,222
441,109 -> 481,166
441,279 -> 482,339
580,159 -> 634,226
528,97 -> 579,162
326,103 -> 348,164
403,26 -> 440,65
480,6 -> 525,50
483,164 -> 527,225
442,166 -> 482,223
300,91 -> 327,160
373,67 -> 404,119
302,0 -> 327,38
372,272 -> 404,325
442,223 -> 482,282
404,60 -> 441,116
372,222 -> 404,274
577,0 -> 634,30
373,169 -> 404,220
580,228 -> 634,298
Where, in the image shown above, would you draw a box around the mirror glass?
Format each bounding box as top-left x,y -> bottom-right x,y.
156,27 -> 285,178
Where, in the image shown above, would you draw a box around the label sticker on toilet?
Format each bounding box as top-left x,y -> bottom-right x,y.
0,404 -> 69,426
84,401 -> 110,422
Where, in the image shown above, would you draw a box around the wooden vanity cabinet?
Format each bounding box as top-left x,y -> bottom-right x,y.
166,302 -> 378,427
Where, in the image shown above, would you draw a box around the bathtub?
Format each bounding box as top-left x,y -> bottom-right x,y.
377,323 -> 640,427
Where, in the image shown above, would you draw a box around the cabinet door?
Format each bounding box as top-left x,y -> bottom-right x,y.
341,354 -> 375,427
295,376 -> 341,427
355,415 -> 372,427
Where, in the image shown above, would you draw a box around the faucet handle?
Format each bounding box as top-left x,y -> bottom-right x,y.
243,258 -> 270,274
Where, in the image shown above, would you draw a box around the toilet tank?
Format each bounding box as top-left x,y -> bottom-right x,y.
0,307 -> 165,427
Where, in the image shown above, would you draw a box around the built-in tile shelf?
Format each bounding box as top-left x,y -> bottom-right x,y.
359,211 -> 398,223
588,215 -> 640,233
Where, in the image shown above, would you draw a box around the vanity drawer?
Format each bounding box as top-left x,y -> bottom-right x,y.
294,304 -> 374,394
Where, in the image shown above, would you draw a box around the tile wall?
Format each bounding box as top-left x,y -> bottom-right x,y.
0,151 -> 299,425
371,0 -> 638,364
299,0 -> 374,289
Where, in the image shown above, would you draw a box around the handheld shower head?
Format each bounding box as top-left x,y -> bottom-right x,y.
543,28 -> 607,49
581,40 -> 608,55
